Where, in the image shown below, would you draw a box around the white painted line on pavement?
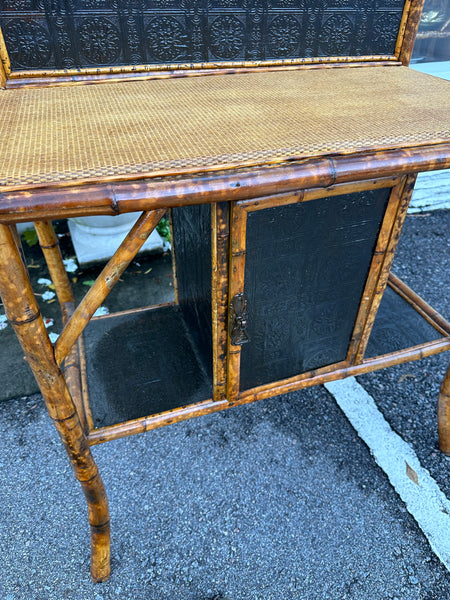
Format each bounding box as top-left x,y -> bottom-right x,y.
324,377 -> 450,570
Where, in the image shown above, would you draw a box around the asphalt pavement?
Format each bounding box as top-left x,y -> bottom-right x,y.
0,210 -> 449,599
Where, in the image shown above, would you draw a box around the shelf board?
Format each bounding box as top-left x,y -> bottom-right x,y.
365,285 -> 447,359
84,304 -> 212,429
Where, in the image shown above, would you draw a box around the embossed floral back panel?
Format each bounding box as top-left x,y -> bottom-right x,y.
0,0 -> 405,71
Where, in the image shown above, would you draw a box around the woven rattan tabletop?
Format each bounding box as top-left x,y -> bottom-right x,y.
0,66 -> 449,192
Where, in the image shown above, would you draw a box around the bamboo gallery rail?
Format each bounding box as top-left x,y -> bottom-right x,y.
0,0 -> 449,584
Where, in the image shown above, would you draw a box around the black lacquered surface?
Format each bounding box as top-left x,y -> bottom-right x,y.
0,0 -> 405,70
171,204 -> 213,378
239,188 -> 391,391
85,305 -> 212,428
365,285 -> 442,358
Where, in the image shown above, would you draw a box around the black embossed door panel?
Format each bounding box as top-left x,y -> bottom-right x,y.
0,0 -> 406,71
239,188 -> 391,391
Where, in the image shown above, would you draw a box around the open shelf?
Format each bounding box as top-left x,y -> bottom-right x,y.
83,275 -> 450,436
83,304 -> 212,429
365,278 -> 449,358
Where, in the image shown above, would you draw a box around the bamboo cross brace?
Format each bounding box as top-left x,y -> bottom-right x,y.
54,208 -> 166,366
438,362 -> 450,455
352,174 -> 417,364
34,220 -> 87,431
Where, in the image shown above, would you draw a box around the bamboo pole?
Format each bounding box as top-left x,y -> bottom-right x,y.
226,203 -> 247,402
34,221 -> 74,305
9,223 -> 27,268
395,0 -> 414,58
0,26 -> 10,88
7,55 -> 399,81
212,202 -> 230,402
168,210 -> 179,305
7,61 -> 401,89
33,221 -> 87,430
388,273 -> 450,336
55,209 -> 166,366
0,224 -> 110,582
0,145 -> 449,222
398,0 -> 426,65
352,175 -> 417,364
347,178 -> 407,363
438,362 -> 450,455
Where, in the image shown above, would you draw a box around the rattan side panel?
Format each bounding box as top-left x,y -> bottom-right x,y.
0,0 -> 405,71
171,203 -> 213,378
239,188 -> 392,391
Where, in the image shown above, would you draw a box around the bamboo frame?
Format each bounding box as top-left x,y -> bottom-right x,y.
212,202 -> 230,402
226,202 -> 247,402
0,0 -> 447,578
0,224 -> 110,582
0,0 -> 421,88
33,220 -> 87,431
348,175 -> 416,364
3,58 -> 400,89
438,363 -> 450,455
346,179 -> 409,363
0,145 -> 448,222
0,0 -> 423,90
54,209 -> 166,366
6,60 -> 401,89
0,25 -> 10,88
388,273 -> 450,336
398,0 -> 426,65
226,176 -> 414,400
168,210 -> 179,305
395,0 -> 415,59
352,175 -> 417,363
88,335 -> 450,446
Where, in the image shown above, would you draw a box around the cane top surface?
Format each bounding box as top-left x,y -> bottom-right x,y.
0,65 -> 449,193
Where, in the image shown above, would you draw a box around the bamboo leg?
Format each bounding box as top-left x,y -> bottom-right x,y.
438,362 -> 450,455
0,224 -> 110,582
33,220 -> 87,431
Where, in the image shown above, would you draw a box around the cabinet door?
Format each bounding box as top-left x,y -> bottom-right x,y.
227,185 -> 395,398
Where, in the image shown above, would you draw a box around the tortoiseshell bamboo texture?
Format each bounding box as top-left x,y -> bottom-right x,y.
0,224 -> 110,582
398,0 -> 426,65
33,220 -> 87,431
351,175 -> 417,364
438,363 -> 450,455
0,146 -> 449,223
212,202 -> 230,402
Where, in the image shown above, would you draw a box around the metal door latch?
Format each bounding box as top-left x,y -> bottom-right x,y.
229,292 -> 250,345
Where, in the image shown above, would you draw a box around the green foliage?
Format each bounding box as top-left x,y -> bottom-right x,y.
22,229 -> 39,247
156,217 -> 171,243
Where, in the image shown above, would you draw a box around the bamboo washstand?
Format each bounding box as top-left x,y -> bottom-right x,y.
0,0 -> 449,582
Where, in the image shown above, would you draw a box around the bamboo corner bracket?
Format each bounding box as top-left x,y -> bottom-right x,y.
0,0 -> 449,583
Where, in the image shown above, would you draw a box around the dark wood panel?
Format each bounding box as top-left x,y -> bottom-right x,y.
0,0 -> 405,70
171,203 -> 213,377
239,188 -> 392,391
84,305 -> 212,428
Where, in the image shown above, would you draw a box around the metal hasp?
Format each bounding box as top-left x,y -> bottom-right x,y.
229,293 -> 250,346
